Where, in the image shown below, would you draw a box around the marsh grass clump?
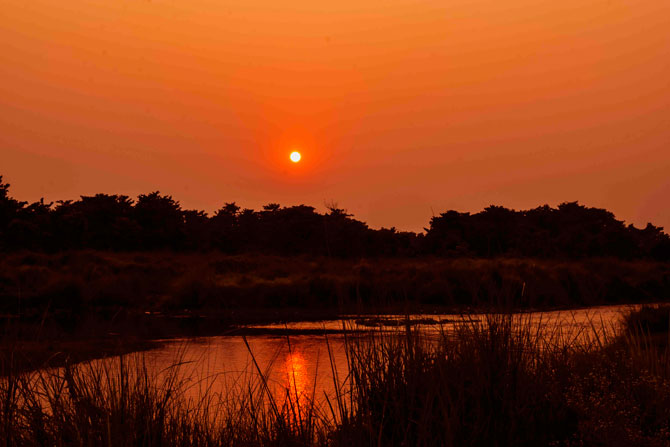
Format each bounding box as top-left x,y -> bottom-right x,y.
336,313 -> 670,447
336,316 -> 577,446
623,305 -> 670,335
3,252 -> 670,330
0,351 -> 331,447
3,308 -> 670,446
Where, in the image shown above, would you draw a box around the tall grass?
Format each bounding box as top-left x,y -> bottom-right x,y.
0,350 -> 331,447
338,313 -> 670,446
3,251 -> 669,325
3,309 -> 670,446
623,304 -> 670,335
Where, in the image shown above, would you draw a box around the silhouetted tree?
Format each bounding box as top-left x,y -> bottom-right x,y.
0,176 -> 26,247
4,199 -> 49,249
323,205 -> 369,257
424,210 -> 471,256
262,203 -> 281,213
0,173 -> 668,258
134,192 -> 184,249
257,205 -> 323,255
211,202 -> 240,252
182,209 -> 210,250
72,194 -> 137,249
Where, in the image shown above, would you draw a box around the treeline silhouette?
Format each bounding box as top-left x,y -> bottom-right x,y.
1,175 -> 669,259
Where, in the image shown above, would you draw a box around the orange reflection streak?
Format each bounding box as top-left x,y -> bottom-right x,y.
281,349 -> 309,403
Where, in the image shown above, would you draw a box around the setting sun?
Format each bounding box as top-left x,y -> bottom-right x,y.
290,151 -> 301,163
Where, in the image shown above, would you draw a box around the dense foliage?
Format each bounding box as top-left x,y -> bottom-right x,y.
1,175 -> 668,259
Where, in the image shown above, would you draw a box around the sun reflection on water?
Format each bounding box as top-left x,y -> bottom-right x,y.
281,349 -> 309,401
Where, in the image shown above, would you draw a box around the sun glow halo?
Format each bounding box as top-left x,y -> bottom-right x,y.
290,151 -> 301,163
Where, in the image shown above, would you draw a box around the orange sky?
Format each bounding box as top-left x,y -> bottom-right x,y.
1,0 -> 669,232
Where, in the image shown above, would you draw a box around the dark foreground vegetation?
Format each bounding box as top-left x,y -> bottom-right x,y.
2,251 -> 670,337
2,175 -> 669,259
2,174 -> 670,370
3,309 -> 670,446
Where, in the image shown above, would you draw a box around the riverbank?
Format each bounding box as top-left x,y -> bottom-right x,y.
3,310 -> 670,446
3,251 -> 669,317
2,250 -> 668,372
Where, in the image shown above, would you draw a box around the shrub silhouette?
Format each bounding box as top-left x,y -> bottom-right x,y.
1,173 -> 668,259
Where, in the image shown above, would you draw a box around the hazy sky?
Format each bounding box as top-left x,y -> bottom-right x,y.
2,0 -> 669,232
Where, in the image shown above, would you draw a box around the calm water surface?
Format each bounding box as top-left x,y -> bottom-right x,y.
23,305 -> 641,416
120,304 -> 638,409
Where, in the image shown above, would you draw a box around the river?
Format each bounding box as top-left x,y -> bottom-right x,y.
99,304 -> 636,412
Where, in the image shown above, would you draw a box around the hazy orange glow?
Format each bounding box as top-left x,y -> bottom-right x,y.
1,0 -> 669,231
